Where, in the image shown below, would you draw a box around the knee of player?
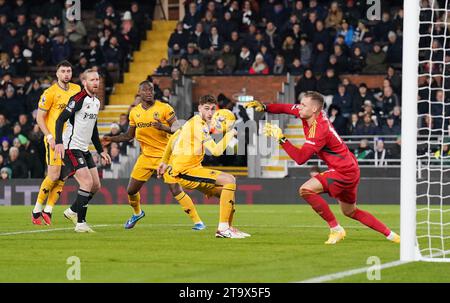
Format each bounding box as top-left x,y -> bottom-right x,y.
168,183 -> 182,196
298,186 -> 309,198
223,173 -> 236,184
127,187 -> 138,196
91,181 -> 101,194
341,207 -> 356,217
80,177 -> 94,192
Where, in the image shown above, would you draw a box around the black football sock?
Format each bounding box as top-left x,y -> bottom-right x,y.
75,189 -> 91,223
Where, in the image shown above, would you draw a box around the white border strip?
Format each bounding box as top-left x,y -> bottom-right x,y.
297,260 -> 408,283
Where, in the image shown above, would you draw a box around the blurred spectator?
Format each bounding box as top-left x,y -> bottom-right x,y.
373,139 -> 389,167
51,34 -> 71,65
349,46 -> 365,73
118,113 -> 129,133
0,53 -> 15,77
1,137 -> 9,159
249,53 -> 269,75
10,44 -> 29,76
64,16 -> 87,46
0,166 -> 11,180
288,58 -> 304,76
295,69 -> 317,100
353,83 -> 375,113
8,146 -> 28,178
183,2 -> 200,32
336,19 -> 354,47
48,15 -> 63,38
109,142 -> 120,163
154,58 -> 173,75
328,104 -> 347,135
317,68 -> 339,109
332,84 -> 353,118
385,31 -> 402,66
188,22 -> 211,49
381,115 -> 401,136
168,21 -> 189,57
325,1 -> 343,30
347,113 -> 360,136
272,55 -> 286,75
25,79 -> 42,114
299,36 -> 313,67
213,58 -> 232,75
353,138 -> 374,165
103,36 -> 123,71
363,43 -> 387,73
311,42 -> 329,74
355,114 -> 379,137
32,34 -> 51,66
236,45 -> 253,73
186,57 -> 205,75
82,38 -> 105,68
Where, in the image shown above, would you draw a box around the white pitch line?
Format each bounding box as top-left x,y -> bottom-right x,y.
0,224 -> 111,236
298,249 -> 450,283
298,260 -> 409,283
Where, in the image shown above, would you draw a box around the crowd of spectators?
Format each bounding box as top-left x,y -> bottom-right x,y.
0,0 -> 152,178
156,0 -> 404,79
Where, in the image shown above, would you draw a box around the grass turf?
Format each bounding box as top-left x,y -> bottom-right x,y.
0,204 -> 449,282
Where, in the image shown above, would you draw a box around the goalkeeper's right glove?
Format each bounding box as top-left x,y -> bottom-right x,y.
263,123 -> 286,143
244,100 -> 266,112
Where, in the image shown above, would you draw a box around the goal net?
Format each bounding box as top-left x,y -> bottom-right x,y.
402,0 -> 450,262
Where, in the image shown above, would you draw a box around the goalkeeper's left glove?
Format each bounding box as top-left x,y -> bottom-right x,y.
263,123 -> 287,143
244,100 -> 266,112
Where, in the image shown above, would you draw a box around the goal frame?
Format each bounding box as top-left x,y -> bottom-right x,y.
400,0 -> 420,262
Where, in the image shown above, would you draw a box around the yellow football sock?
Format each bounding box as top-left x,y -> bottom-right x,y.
128,192 -> 141,215
228,208 -> 236,226
36,176 -> 57,205
47,180 -> 65,207
174,191 -> 202,223
219,184 -> 236,224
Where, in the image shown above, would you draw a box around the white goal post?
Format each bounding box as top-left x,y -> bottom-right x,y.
401,0 -> 450,262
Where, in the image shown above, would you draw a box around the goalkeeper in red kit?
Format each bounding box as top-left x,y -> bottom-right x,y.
245,91 -> 400,244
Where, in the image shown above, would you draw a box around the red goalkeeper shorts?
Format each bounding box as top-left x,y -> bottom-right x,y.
314,168 -> 360,204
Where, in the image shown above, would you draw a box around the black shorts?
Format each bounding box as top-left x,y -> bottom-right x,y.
60,149 -> 96,179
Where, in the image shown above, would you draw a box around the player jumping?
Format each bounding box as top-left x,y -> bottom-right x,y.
102,80 -> 205,230
245,92 -> 400,244
32,61 -> 81,225
158,95 -> 250,239
55,69 -> 111,233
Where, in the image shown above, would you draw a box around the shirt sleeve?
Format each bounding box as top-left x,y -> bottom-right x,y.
164,104 -> 176,123
303,124 -> 328,153
266,104 -> 301,118
128,109 -> 136,127
38,87 -> 55,111
55,96 -> 84,144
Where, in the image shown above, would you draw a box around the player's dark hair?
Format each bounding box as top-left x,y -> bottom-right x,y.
139,80 -> 153,89
56,60 -> 72,71
199,94 -> 218,105
304,91 -> 324,109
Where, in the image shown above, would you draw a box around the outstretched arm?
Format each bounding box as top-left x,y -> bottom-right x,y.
102,126 -> 136,146
280,139 -> 316,165
244,100 -> 300,117
204,130 -> 237,157
266,104 -> 301,117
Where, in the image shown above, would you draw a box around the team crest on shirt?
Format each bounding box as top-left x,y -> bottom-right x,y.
153,112 -> 160,120
78,158 -> 85,165
40,96 -> 46,104
66,100 -> 76,112
203,127 -> 209,135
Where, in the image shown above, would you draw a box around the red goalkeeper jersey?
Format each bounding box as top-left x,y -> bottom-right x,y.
266,103 -> 359,175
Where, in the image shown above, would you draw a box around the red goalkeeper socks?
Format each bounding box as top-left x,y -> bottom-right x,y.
302,189 -> 338,228
350,208 -> 391,236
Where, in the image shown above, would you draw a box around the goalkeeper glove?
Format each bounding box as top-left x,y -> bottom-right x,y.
263,123 -> 287,143
244,100 -> 266,112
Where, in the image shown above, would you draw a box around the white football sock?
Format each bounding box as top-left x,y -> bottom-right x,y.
43,205 -> 53,213
218,222 -> 229,231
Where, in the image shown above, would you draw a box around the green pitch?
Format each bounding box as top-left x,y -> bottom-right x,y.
0,204 -> 449,282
